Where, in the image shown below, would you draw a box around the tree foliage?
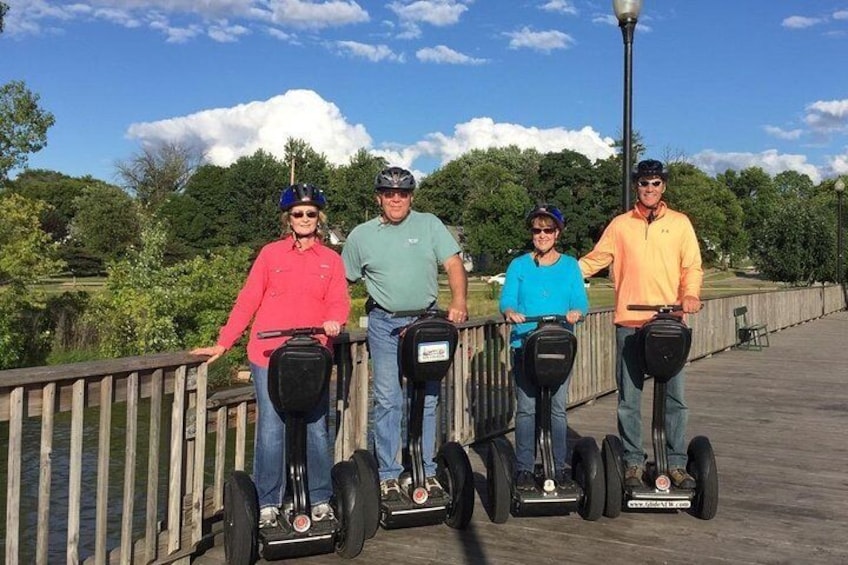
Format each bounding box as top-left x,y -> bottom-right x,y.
70,184 -> 141,261
115,142 -> 203,210
0,81 -> 56,183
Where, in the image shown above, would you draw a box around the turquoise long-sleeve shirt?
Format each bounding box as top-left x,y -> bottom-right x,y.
499,253 -> 589,348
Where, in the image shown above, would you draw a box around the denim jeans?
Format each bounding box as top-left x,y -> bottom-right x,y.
251,363 -> 333,510
512,348 -> 569,474
615,326 -> 689,468
367,308 -> 440,481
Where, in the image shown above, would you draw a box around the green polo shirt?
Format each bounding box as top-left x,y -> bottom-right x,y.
342,210 -> 460,312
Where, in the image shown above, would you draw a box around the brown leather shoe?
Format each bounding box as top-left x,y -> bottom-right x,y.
669,467 -> 696,489
624,465 -> 644,488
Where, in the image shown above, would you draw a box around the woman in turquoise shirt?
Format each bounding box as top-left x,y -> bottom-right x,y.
499,204 -> 589,491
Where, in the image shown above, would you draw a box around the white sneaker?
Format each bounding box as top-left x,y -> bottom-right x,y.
259,506 -> 279,529
311,502 -> 335,522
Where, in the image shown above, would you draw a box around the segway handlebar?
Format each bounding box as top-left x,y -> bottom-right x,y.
256,327 -> 327,339
628,304 -> 703,314
391,308 -> 449,319
519,314 -> 570,324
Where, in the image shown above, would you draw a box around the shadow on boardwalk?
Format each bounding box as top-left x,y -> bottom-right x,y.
194,311 -> 848,565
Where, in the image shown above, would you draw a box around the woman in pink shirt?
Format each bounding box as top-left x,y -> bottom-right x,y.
193,183 -> 350,529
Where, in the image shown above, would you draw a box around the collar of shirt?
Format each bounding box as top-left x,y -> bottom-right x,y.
634,200 -> 667,222
282,234 -> 324,254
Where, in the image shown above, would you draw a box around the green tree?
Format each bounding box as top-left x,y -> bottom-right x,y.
326,149 -> 385,232
283,137 -> 331,189
0,193 -> 65,368
159,164 -> 230,253
0,81 -> 56,183
461,163 -> 532,271
222,150 -> 289,248
71,184 -> 141,261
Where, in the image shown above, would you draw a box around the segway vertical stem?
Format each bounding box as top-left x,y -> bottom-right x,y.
651,379 -> 669,477
538,386 -> 556,483
287,416 -> 311,517
408,382 -> 427,491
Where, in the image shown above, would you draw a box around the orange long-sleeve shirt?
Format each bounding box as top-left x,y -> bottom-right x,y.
579,202 -> 703,327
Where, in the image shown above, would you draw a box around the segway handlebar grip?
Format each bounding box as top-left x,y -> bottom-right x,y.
627,304 -> 683,313
256,326 -> 327,339
520,314 -> 568,324
391,308 -> 449,319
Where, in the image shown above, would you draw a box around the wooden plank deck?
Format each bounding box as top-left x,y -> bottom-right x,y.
193,311 -> 848,565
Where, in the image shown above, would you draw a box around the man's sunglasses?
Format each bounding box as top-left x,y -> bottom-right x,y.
637,179 -> 663,187
291,210 -> 319,218
530,227 -> 557,235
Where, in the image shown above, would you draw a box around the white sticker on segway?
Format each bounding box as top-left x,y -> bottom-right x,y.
627,500 -> 691,509
418,341 -> 450,363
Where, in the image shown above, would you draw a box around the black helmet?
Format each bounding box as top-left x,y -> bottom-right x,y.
375,167 -> 416,191
279,183 -> 327,211
526,204 -> 564,231
632,159 -> 668,182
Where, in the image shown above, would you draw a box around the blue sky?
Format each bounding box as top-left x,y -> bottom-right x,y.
3,1 -> 847,185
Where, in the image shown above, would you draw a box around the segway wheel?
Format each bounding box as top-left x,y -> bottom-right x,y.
331,460 -> 366,559
436,441 -> 475,529
572,437 -> 604,521
223,470 -> 258,565
687,436 -> 718,520
486,438 -> 514,524
601,435 -> 624,518
350,449 -> 380,539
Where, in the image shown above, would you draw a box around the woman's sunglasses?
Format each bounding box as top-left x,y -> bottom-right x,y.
531,227 -> 557,235
291,210 -> 319,219
637,179 -> 663,187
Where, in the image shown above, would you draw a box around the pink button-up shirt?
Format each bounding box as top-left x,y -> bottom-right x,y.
217,236 -> 351,367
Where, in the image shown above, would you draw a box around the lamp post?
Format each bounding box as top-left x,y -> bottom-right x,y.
836,178 -> 845,285
613,0 -> 642,212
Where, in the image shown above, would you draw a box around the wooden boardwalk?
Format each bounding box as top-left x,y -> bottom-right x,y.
194,311 -> 848,565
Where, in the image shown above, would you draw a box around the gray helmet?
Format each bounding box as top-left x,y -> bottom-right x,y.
632,159 -> 668,182
375,167 -> 416,191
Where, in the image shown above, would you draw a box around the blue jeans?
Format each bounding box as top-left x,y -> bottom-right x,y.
615,326 -> 689,468
368,308 -> 440,481
251,363 -> 333,510
512,348 -> 569,474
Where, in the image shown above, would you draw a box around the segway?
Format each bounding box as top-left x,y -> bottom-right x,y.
601,305 -> 718,520
486,315 -> 604,523
222,327 -> 366,565
361,310 -> 475,531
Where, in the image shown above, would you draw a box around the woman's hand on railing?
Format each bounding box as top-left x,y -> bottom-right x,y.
191,344 -> 225,364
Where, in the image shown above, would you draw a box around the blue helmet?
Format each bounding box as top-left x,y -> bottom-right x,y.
526,204 -> 564,230
279,183 -> 327,211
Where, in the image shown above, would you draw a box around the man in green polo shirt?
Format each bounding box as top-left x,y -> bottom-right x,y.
342,166 -> 468,502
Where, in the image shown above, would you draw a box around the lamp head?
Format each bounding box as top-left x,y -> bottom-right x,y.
613,0 -> 643,22
836,178 -> 845,193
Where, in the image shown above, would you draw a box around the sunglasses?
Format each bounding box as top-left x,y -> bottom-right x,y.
379,189 -> 412,199
291,210 -> 319,219
638,179 -> 664,187
531,227 -> 557,235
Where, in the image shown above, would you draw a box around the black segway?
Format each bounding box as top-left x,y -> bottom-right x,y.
486,315 -> 604,523
223,327 -> 366,565
361,310 -> 475,531
602,305 -> 718,520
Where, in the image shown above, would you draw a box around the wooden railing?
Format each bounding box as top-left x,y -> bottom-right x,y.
1,285 -> 844,564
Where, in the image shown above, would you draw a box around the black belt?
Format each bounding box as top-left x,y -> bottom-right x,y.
365,296 -> 436,315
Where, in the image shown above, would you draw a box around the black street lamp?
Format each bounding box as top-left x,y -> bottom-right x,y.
836,178 -> 845,286
613,0 -> 642,212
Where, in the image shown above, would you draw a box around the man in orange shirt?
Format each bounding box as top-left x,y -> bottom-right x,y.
580,159 -> 703,489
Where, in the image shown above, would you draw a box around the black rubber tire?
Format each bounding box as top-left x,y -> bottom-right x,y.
332,461 -> 366,559
350,449 -> 380,539
437,441 -> 475,529
223,470 -> 258,565
486,439 -> 513,524
572,437 -> 605,521
687,436 -> 719,520
601,435 -> 624,519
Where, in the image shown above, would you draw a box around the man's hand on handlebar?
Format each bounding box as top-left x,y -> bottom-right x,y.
447,298 -> 468,324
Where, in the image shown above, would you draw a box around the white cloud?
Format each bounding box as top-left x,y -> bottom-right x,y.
505,27 -> 575,52
126,90 -> 372,167
592,14 -> 618,26
416,45 -> 486,65
540,1 -> 577,16
208,22 -> 250,42
834,10 -> 848,20
3,0 -> 367,37
827,151 -> 848,175
782,15 -> 823,29
804,99 -> 848,134
414,117 -> 615,165
267,0 -> 369,29
764,125 -> 803,140
335,40 -> 404,62
387,0 -> 468,27
266,26 -> 296,41
692,149 -> 821,184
